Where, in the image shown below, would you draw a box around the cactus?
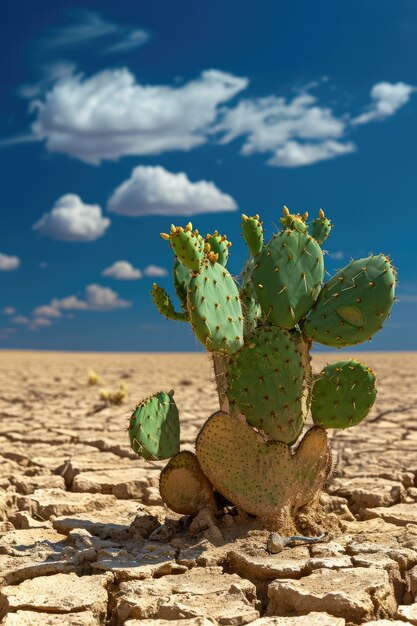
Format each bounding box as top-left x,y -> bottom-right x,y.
128,390 -> 180,460
129,206 -> 397,533
311,360 -> 377,428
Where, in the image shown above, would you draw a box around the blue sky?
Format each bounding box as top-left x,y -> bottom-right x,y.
1,0 -> 416,351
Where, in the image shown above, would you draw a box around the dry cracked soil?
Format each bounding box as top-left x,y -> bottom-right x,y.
0,350 -> 417,626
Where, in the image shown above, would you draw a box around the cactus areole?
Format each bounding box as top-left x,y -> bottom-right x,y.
129,209 -> 397,533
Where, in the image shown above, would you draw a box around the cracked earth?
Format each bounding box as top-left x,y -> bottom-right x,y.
0,350 -> 417,626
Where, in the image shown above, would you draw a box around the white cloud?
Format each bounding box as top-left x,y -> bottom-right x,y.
12,316 -> 30,324
30,68 -> 248,163
28,317 -> 53,331
50,284 -> 131,311
268,140 -> 356,167
0,253 -> 20,271
33,304 -> 62,318
352,82 -> 415,125
41,10 -> 149,55
108,166 -> 237,216
2,307 -> 16,315
143,265 -> 168,277
102,261 -> 142,280
33,194 -> 110,241
217,92 -> 355,167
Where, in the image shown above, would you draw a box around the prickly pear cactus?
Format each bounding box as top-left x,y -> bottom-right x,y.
129,206 -> 397,533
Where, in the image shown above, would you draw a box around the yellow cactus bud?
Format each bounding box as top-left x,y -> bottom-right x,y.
283,206 -> 290,216
160,233 -> 170,240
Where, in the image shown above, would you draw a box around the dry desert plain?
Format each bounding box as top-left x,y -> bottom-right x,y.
0,350 -> 417,625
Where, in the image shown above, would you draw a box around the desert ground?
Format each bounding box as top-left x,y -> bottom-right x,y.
0,350 -> 417,626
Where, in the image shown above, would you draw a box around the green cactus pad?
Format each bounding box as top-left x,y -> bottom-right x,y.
311,209 -> 332,246
196,411 -> 331,529
280,206 -> 309,233
188,260 -> 244,354
252,229 -> 324,328
129,390 -> 180,461
173,257 -> 191,311
226,326 -> 309,444
164,224 -> 204,271
151,284 -> 188,322
304,254 -> 396,347
159,450 -> 216,515
241,214 -> 264,256
205,231 -> 231,266
311,360 -> 377,429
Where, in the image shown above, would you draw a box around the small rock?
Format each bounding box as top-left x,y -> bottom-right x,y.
202,525 -> 223,544
129,513 -> 160,539
189,508 -> 217,534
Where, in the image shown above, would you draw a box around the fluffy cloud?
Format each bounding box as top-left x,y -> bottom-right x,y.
33,194 -> 110,241
108,166 -> 237,216
268,140 -> 356,167
102,261 -> 142,280
50,284 -> 131,311
143,265 -> 168,277
28,317 -> 53,331
352,82 -> 415,125
2,307 -> 16,315
30,69 -> 248,163
33,304 -> 62,318
12,316 -> 30,324
217,92 -> 355,167
0,253 -> 20,271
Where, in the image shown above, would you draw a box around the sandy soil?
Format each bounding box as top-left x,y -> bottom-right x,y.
0,350 -> 417,625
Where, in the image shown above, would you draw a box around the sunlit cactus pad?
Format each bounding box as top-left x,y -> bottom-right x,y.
128,390 -> 180,460
311,360 -> 377,428
196,411 -> 331,528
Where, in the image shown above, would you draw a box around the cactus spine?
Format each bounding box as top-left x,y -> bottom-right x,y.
130,205 -> 397,532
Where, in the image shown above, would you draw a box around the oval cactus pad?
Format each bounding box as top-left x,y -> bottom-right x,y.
311,360 -> 377,429
129,390 -> 180,461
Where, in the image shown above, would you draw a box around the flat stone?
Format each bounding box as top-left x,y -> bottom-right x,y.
18,489 -> 118,519
307,556 -> 352,570
11,474 -> 65,495
115,566 -> 259,624
52,500 -> 144,537
227,537 -> 310,580
331,477 -> 404,509
0,573 -> 108,620
72,468 -> 155,499
267,567 -> 396,623
397,604 -> 417,625
362,503 -> 417,526
92,541 -> 180,581
3,610 -> 100,625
